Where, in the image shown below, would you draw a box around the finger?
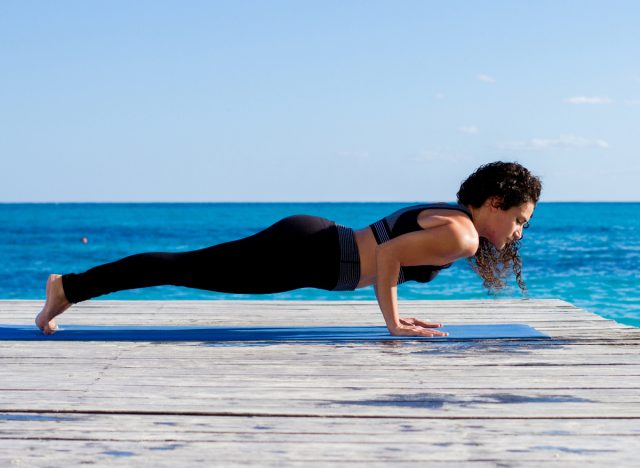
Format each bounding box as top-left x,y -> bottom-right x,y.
404,327 -> 445,337
407,318 -> 442,328
400,317 -> 440,328
411,318 -> 443,328
399,318 -> 416,326
416,327 -> 448,337
394,325 -> 449,337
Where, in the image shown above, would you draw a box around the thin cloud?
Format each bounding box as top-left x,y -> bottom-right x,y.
477,74 -> 496,84
564,96 -> 612,104
497,134 -> 609,151
459,126 -> 479,135
625,99 -> 640,106
434,93 -> 446,100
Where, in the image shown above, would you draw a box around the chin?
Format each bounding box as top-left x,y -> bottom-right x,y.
491,239 -> 507,251
485,237 -> 503,250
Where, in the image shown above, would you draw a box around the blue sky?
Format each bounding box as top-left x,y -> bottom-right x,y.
1,0 -> 638,202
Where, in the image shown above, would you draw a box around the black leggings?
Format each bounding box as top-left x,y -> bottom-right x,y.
61,215 -> 346,304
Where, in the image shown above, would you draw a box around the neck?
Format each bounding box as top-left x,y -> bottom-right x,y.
464,204 -> 485,237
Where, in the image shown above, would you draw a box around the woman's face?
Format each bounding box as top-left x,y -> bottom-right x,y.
483,198 -> 535,250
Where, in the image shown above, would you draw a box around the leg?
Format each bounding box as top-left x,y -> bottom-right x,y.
61,214 -> 336,300
37,249 -> 217,335
36,215 -> 340,334
173,215 -> 339,294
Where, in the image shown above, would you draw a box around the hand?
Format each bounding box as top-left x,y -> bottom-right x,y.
389,317 -> 449,337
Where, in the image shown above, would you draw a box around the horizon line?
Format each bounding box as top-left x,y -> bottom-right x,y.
1,200 -> 640,204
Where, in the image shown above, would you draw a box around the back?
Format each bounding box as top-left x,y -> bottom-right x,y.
368,202 -> 473,285
369,202 -> 473,245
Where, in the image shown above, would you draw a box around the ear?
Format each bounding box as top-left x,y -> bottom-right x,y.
485,196 -> 503,210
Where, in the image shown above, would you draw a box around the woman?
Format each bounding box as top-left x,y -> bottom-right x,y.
36,161 -> 542,337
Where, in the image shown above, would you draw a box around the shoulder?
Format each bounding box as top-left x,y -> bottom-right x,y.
417,209 -> 478,256
449,216 -> 479,257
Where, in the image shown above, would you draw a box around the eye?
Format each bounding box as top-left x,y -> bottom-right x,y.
517,218 -> 530,229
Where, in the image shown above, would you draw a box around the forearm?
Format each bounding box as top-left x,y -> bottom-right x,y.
374,247 -> 401,331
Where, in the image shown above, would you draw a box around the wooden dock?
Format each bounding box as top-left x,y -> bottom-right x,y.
1,299 -> 639,466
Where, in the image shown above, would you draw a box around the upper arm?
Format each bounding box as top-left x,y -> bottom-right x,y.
377,219 -> 478,267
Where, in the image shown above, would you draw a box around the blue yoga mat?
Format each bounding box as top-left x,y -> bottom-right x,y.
0,324 -> 549,342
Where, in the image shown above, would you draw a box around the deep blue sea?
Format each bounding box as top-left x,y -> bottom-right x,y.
1,202 -> 638,328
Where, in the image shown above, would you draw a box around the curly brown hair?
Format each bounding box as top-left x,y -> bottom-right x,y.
456,161 -> 542,294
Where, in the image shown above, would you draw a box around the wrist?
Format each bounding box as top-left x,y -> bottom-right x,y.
387,321 -> 401,331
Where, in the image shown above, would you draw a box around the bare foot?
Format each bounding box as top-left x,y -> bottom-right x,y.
36,274 -> 72,335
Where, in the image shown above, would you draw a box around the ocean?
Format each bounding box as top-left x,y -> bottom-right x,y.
2,202 -> 638,328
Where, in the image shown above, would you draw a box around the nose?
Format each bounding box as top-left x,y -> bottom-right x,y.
513,228 -> 523,241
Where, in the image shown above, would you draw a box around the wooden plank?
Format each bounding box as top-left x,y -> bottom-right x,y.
0,299 -> 638,466
0,415 -> 637,464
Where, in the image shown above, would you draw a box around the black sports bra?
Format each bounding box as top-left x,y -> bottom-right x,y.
368,202 -> 473,285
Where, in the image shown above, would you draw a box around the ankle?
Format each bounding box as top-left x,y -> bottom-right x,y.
54,275 -> 71,304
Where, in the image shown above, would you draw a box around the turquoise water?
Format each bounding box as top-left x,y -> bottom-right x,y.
2,202 -> 638,327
